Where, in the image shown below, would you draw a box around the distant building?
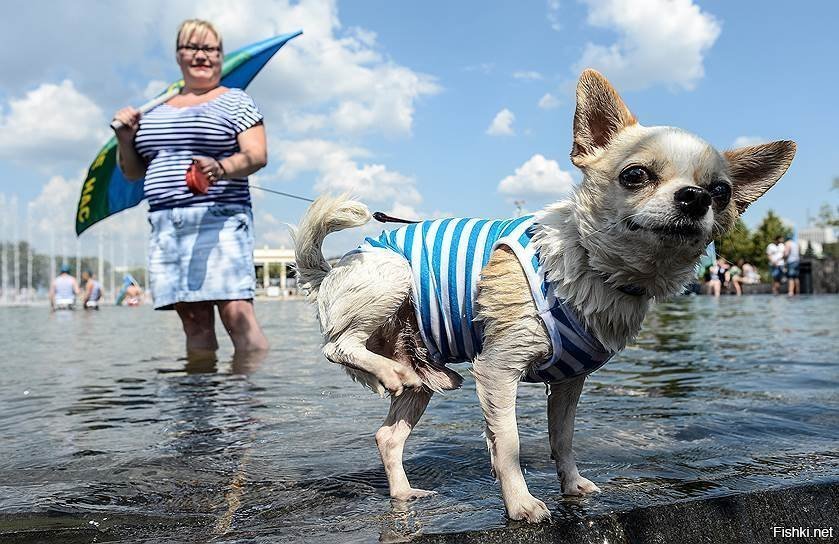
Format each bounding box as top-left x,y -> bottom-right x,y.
253,247 -> 297,296
799,227 -> 837,257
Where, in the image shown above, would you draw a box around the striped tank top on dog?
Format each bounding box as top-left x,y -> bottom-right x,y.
361,215 -> 615,383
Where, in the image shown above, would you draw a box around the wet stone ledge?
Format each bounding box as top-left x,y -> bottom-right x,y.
3,482 -> 836,543
414,481 -> 839,544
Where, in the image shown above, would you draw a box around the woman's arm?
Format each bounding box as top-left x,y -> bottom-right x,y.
193,123 -> 267,181
112,107 -> 147,181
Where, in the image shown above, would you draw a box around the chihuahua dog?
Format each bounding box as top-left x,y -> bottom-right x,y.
293,70 -> 795,522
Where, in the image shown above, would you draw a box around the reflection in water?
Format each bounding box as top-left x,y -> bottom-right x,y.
231,349 -> 268,376
380,499 -> 423,543
638,300 -> 700,353
182,350 -> 218,374
0,297 -> 838,541
161,347 -> 267,376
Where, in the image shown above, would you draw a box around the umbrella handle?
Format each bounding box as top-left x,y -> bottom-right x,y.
109,88 -> 181,131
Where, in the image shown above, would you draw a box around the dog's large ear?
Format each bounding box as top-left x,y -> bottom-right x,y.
724,141 -> 796,214
571,69 -> 637,167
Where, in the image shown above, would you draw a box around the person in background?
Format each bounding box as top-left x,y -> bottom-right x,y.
742,261 -> 760,284
717,258 -> 732,294
730,259 -> 759,295
111,19 -> 268,357
116,275 -> 144,306
784,236 -> 801,296
81,270 -> 103,309
766,236 -> 786,295
706,260 -> 722,297
729,259 -> 744,296
49,264 -> 80,311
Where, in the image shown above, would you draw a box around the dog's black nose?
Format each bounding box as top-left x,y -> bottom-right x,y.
674,186 -> 712,218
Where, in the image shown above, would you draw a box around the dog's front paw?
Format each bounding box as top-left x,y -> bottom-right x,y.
390,488 -> 437,501
561,475 -> 601,496
506,494 -> 551,523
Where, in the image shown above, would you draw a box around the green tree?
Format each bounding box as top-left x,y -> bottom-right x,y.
714,217 -> 755,264
811,177 -> 839,228
814,202 -> 839,228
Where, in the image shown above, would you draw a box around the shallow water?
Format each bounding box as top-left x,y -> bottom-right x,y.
1,296 -> 838,542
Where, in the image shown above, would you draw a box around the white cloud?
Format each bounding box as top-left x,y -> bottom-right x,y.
538,93 -> 560,109
142,80 -> 169,100
0,80 -> 109,164
498,154 -> 575,196
486,108 -> 516,136
464,62 -> 495,75
275,139 -> 367,180
218,0 -> 441,137
27,175 -> 80,237
0,0 -> 440,261
732,136 -> 767,148
277,111 -> 328,134
20,174 -> 148,264
0,0 -> 440,139
547,0 -> 562,31
274,139 -> 421,206
0,3 -> 163,98
513,71 -> 544,81
575,0 -> 721,91
386,202 -> 422,222
254,210 -> 294,248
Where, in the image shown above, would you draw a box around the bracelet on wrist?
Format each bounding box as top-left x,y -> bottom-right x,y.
217,159 -> 227,180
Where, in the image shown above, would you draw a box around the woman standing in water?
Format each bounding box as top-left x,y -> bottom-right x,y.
112,19 -> 268,356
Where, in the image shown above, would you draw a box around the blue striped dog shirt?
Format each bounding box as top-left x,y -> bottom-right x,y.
358,215 -> 614,383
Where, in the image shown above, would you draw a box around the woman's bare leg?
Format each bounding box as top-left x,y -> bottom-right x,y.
175,301 -> 219,354
217,299 -> 269,352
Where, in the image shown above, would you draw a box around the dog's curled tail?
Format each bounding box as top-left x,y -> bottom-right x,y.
292,194 -> 371,301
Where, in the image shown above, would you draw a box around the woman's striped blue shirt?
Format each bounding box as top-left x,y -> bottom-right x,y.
134,88 -> 263,211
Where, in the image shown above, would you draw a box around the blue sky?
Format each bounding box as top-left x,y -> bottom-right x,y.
0,0 -> 836,263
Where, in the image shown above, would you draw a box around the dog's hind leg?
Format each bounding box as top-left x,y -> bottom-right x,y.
323,336 -> 422,397
547,377 -> 600,495
319,250 -> 422,396
375,387 -> 435,500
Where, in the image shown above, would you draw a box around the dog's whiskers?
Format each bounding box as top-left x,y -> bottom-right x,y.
580,212 -> 647,239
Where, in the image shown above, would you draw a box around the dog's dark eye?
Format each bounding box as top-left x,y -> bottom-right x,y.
619,166 -> 653,189
708,181 -> 731,208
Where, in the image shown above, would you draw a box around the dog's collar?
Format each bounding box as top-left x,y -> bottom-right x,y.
596,272 -> 648,297
616,283 -> 647,297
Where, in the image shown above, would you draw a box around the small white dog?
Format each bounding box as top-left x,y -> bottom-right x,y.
293,70 -> 795,522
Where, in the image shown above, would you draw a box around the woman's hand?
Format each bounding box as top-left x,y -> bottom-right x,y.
112,107 -> 141,142
192,156 -> 225,185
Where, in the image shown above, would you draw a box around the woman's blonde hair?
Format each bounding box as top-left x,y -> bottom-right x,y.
176,19 -> 223,51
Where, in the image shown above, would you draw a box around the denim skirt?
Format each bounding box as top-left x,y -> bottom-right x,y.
148,204 -> 255,310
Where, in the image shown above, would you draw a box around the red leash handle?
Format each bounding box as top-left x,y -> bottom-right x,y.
185,162 -> 211,195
